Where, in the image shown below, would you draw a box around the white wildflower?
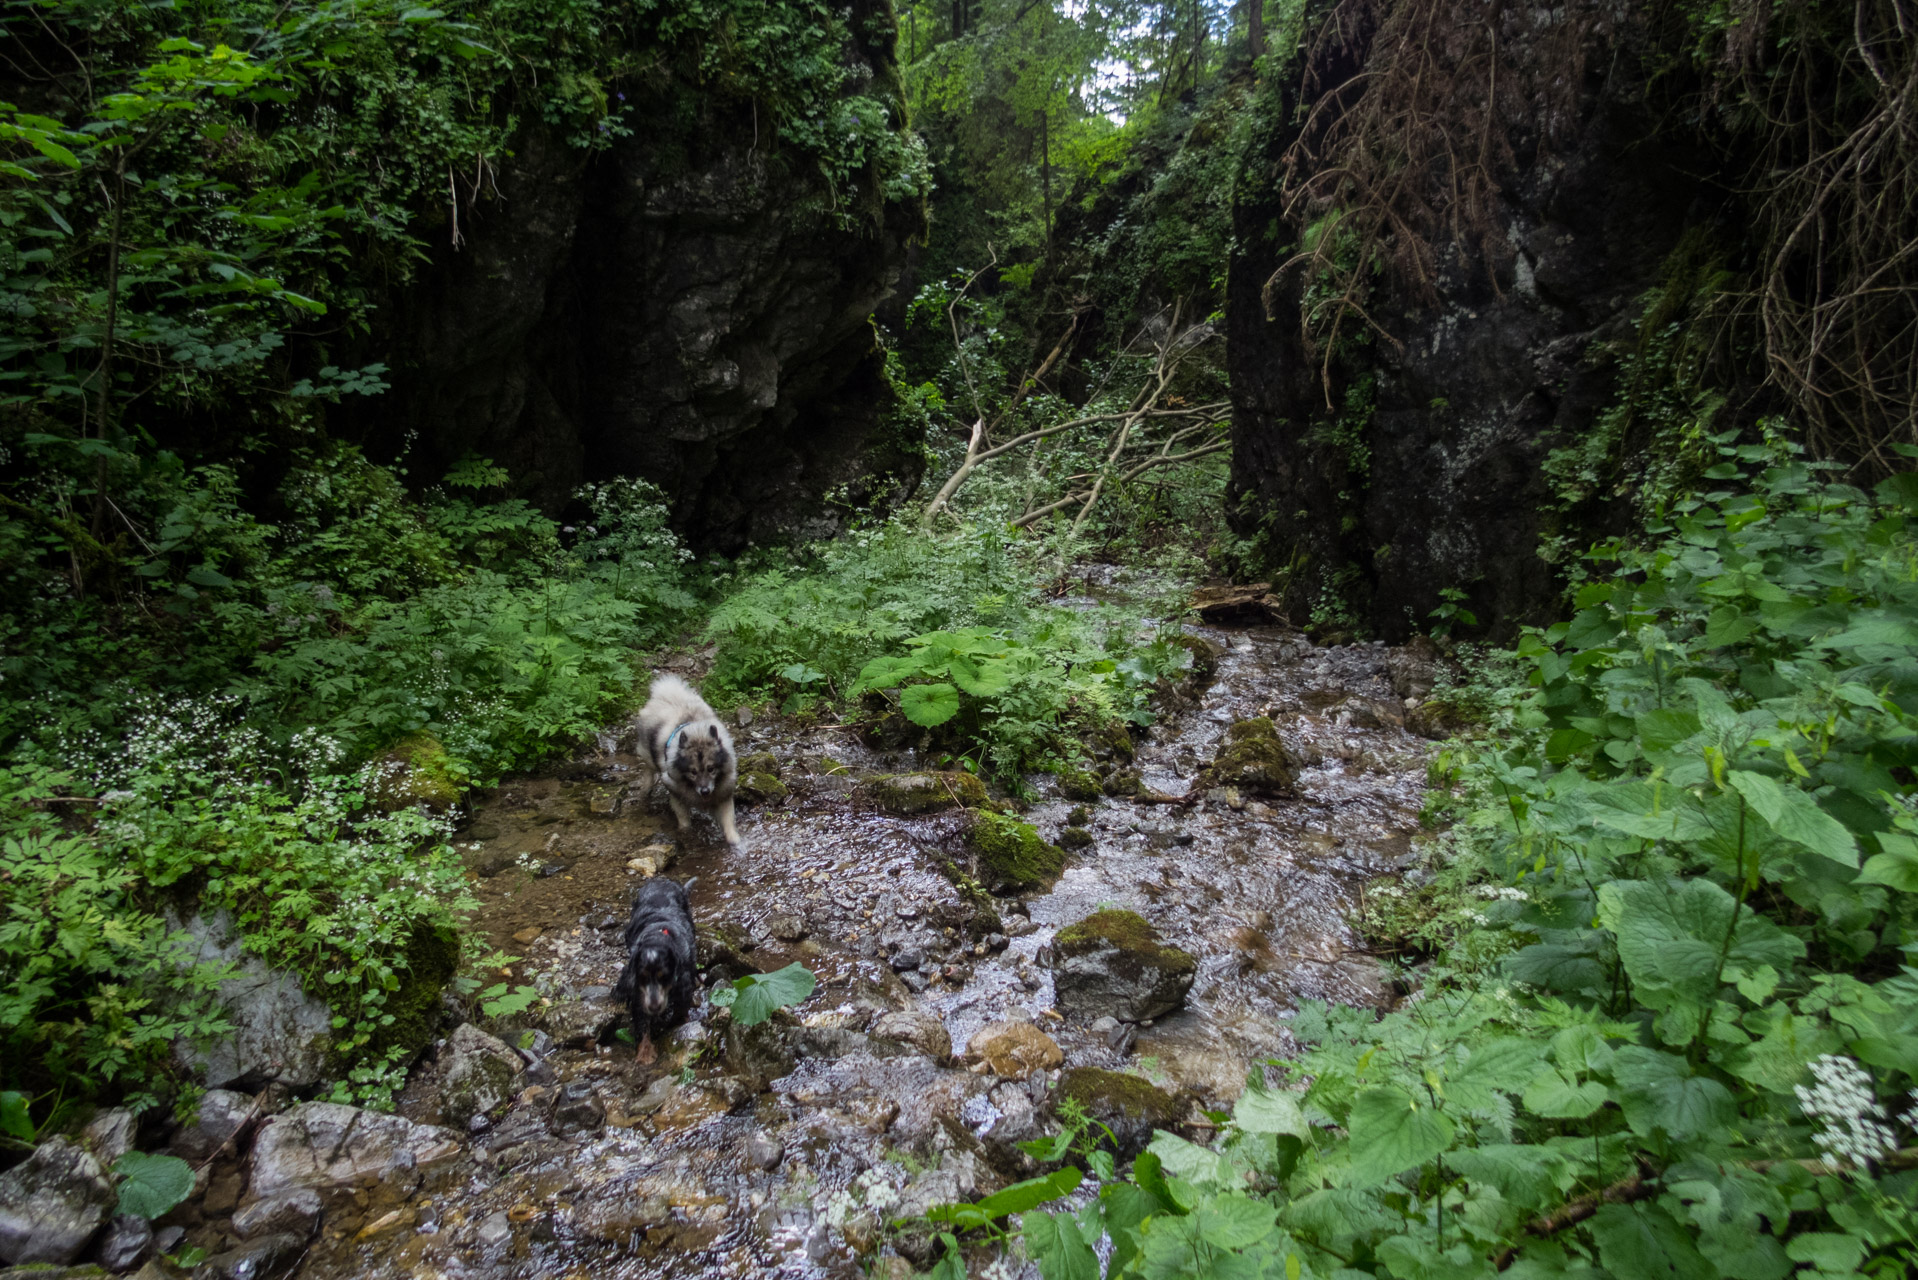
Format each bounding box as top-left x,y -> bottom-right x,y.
981,1257 -> 1019,1280
1796,1054 -> 1899,1169
1476,884 -> 1528,901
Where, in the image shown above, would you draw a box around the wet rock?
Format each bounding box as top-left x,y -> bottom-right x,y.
888,948 -> 924,972
1058,826 -> 1093,850
474,1210 -> 514,1249
723,1015 -> 799,1092
1386,635 -> 1446,701
1102,768 -> 1145,798
1056,767 -> 1104,802
965,1021 -> 1063,1081
1406,694 -> 1479,740
191,1231 -> 305,1280
738,751 -> 778,776
575,1196 -> 670,1245
765,913 -> 808,942
203,1168 -> 243,1216
541,999 -> 621,1050
964,812 -> 1065,890
437,1023 -> 525,1128
865,771 -> 988,815
900,971 -> 930,993
169,1089 -> 258,1162
78,1109 -> 138,1169
1066,805 -> 1092,826
894,1148 -> 996,1222
982,1080 -> 1043,1147
1087,720 -> 1136,763
1051,1067 -> 1184,1158
743,1130 -> 784,1170
549,1080 -> 605,1138
736,771 -> 788,805
1047,909 -> 1196,1022
96,1212 -> 153,1271
0,1136 -> 114,1265
871,1009 -> 952,1061
168,910 -> 333,1089
1190,583 -> 1287,624
1202,717 -> 1296,795
230,1189 -> 321,1241
245,1103 -> 459,1201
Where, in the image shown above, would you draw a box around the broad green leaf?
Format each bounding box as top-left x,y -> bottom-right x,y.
1345,1086 -> 1454,1187
1232,1085 -> 1307,1138
1612,1046 -> 1735,1140
1189,1191 -> 1276,1250
185,565 -> 234,588
1589,1202 -> 1716,1280
0,1091 -> 31,1142
1784,1233 -> 1866,1273
1145,1131 -> 1235,1190
1637,708 -> 1703,752
852,653 -> 920,692
898,682 -> 962,727
1597,878 -> 1803,1015
929,1167 -> 1081,1228
1726,770 -> 1858,867
724,962 -> 815,1026
114,1151 -> 194,1220
1857,832 -> 1918,890
946,652 -> 1010,697
1020,1209 -> 1098,1280
1523,1069 -> 1609,1119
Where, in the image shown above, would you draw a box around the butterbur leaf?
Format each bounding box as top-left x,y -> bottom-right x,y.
898,682 -> 962,727
1726,770 -> 1859,867
723,962 -> 814,1026
946,652 -> 1010,697
1345,1085 -> 1454,1187
853,653 -> 920,692
114,1152 -> 194,1220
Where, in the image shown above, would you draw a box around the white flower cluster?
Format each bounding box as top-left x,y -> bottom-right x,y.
824,1167 -> 901,1230
980,1256 -> 1020,1280
1476,884 -> 1529,901
1796,1054 -> 1901,1169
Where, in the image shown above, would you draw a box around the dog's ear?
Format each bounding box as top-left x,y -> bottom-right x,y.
708,724 -> 719,740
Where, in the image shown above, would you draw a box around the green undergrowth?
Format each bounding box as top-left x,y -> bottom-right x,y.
967,438 -> 1918,1278
703,517 -> 1198,785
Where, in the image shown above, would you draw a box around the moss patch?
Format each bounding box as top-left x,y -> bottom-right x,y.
1058,826 -> 1094,850
1055,909 -> 1196,977
736,771 -> 788,805
371,733 -> 462,811
737,752 -> 781,776
1056,1066 -> 1182,1123
1203,717 -> 1295,795
1102,768 -> 1144,798
866,771 -> 989,815
966,811 -> 1065,888
1057,767 -> 1104,802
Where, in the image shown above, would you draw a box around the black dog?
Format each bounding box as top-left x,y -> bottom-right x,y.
612,876 -> 696,1064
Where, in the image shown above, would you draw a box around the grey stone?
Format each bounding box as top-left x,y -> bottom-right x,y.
0,1136 -> 114,1265
96,1212 -> 153,1271
549,1081 -> 605,1138
169,1088 -> 258,1161
153,1226 -> 186,1255
1047,911 -> 1196,1023
541,1000 -> 620,1050
190,1231 -> 305,1280
168,909 -> 333,1089
764,913 -> 807,942
475,1210 -> 513,1248
245,1103 -> 459,1202
888,949 -> 923,972
743,1130 -> 784,1171
437,1023 -> 524,1127
870,1009 -> 952,1061
230,1189 -> 321,1241
78,1110 -> 138,1171
900,972 -> 930,993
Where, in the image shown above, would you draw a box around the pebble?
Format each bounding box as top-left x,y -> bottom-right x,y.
889,949 -> 924,972
744,1131 -> 784,1170
512,927 -> 542,944
475,1211 -> 513,1248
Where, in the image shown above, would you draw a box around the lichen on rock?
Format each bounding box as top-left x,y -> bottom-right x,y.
1202,717 -> 1295,795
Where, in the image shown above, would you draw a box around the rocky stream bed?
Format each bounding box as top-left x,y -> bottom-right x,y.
6,621 -> 1453,1280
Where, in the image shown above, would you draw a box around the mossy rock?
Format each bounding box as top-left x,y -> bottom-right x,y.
1051,1066 -> 1185,1158
736,771 -> 789,805
1057,767 -> 1104,802
1058,826 -> 1094,850
370,733 -> 462,811
965,811 -> 1065,890
1406,696 -> 1483,741
361,921 -> 459,1064
865,771 -> 988,815
1066,805 -> 1091,826
1102,768 -> 1145,798
1049,909 -> 1196,1022
737,752 -> 781,777
1202,717 -> 1296,796
1089,719 -> 1136,763
1169,633 -> 1222,684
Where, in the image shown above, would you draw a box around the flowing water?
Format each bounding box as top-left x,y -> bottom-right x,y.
288,620 -> 1433,1280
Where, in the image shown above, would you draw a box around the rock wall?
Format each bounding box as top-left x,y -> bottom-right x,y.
1226,5 -> 1726,639
348,0 -> 925,552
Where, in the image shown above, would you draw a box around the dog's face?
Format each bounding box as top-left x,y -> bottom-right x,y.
628,937 -> 679,1016
670,724 -> 730,799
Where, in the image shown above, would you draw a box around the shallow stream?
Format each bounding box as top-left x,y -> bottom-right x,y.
289,620 -> 1433,1279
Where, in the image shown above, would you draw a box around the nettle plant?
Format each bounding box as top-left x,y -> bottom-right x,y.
991,441 -> 1918,1278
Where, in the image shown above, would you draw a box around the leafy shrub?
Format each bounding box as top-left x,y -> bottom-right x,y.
1000,440 -> 1918,1277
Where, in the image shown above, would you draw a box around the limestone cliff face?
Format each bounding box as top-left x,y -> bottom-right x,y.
351,0 -> 924,552
1226,4 -> 1724,639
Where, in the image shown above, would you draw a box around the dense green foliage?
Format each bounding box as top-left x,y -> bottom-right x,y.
982,440 -> 1918,1277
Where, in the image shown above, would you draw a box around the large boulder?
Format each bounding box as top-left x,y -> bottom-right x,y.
865,772 -> 988,816
964,812 -> 1065,891
0,1136 -> 114,1265
1047,910 -> 1197,1022
245,1103 -> 460,1203
871,1009 -> 952,1061
169,910 -> 333,1090
964,1021 -> 1063,1081
168,1088 -> 258,1161
437,1023 -> 525,1128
